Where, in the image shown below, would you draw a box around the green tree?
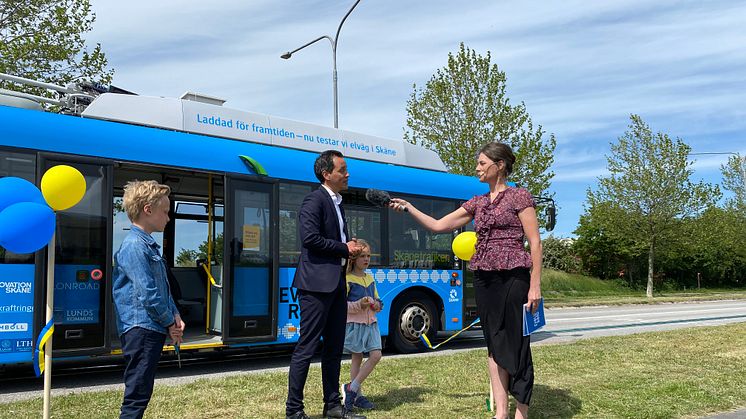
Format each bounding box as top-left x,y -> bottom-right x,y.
0,0 -> 113,99
175,249 -> 199,267
404,43 -> 555,198
677,207 -> 746,287
541,235 -> 581,274
573,201 -> 643,282
587,114 -> 720,297
721,154 -> 746,213
175,233 -> 224,267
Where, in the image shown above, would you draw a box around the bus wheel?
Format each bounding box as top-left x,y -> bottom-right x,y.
390,292 -> 438,353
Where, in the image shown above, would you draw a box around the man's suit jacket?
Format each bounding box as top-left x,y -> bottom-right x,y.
292,186 -> 350,293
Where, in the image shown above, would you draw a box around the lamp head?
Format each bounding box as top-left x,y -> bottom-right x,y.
280,52 -> 292,59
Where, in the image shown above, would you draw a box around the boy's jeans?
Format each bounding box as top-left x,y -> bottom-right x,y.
119,327 -> 167,419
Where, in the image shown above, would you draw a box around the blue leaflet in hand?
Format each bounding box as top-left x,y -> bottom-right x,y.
522,298 -> 546,336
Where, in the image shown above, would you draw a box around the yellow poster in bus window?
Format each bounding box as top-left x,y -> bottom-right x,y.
242,225 -> 261,250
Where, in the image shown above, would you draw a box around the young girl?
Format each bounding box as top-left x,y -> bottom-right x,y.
343,239 -> 383,411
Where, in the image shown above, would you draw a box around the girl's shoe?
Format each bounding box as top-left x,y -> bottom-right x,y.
353,395 -> 375,410
343,383 -> 358,411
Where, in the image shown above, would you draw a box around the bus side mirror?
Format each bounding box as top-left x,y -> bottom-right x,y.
545,205 -> 556,231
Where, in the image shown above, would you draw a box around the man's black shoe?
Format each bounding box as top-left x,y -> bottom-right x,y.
323,404 -> 366,419
286,411 -> 310,419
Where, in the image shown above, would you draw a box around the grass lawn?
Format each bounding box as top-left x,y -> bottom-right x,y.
3,323 -> 746,418
542,269 -> 746,307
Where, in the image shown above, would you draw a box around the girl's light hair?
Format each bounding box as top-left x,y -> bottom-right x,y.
347,238 -> 371,273
122,180 -> 171,222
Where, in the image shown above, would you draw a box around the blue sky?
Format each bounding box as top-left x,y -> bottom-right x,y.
88,0 -> 746,237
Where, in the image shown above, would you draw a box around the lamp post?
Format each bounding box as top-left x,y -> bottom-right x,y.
280,0 -> 363,129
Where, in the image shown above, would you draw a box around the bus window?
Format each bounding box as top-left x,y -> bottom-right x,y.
0,151 -> 36,264
279,183 -> 312,265
0,151 -> 36,365
388,196 -> 456,269
173,202 -> 224,267
345,207 -> 382,266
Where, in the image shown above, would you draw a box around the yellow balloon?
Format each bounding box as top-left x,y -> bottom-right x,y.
41,165 -> 86,211
452,231 -> 477,261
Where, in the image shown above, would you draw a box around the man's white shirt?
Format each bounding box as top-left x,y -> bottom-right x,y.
321,184 -> 346,265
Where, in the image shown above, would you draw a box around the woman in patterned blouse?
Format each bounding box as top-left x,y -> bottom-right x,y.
390,142 -> 542,419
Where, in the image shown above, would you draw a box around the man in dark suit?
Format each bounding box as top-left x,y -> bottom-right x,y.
286,150 -> 366,419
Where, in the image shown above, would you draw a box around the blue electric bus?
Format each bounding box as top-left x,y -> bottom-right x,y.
0,74 -> 554,371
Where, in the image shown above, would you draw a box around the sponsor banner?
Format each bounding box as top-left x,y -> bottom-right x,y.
0,264 -> 35,364
54,264 -> 101,325
182,101 -> 406,166
276,268 -> 300,343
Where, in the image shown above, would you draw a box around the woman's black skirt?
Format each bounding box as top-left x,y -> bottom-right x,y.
474,268 -> 534,405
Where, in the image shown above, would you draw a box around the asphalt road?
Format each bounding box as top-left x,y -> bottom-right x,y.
534,299 -> 746,344
1,300 -> 745,406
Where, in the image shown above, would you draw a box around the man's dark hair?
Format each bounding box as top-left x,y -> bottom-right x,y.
314,150 -> 344,183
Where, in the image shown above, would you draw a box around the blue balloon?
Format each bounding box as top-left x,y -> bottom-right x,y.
0,177 -> 46,213
0,202 -> 55,254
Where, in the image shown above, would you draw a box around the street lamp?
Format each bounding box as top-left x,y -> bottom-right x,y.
280,0 -> 363,129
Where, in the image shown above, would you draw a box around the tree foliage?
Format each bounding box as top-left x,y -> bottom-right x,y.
0,0 -> 113,98
674,207 -> 746,287
573,201 -> 644,284
541,236 -> 581,274
721,154 -> 746,214
586,114 -> 720,297
574,202 -> 746,288
404,43 -> 555,198
175,233 -> 224,267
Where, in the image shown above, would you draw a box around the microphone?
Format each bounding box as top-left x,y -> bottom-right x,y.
365,188 -> 408,212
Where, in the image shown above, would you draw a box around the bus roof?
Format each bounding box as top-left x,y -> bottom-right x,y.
80,93 -> 448,172
0,105 -> 486,201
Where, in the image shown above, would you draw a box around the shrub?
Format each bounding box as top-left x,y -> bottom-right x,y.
542,235 -> 581,273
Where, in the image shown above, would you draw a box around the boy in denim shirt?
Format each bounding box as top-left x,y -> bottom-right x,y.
113,180 -> 185,419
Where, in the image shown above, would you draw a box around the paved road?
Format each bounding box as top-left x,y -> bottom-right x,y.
1,300 -> 745,410
535,299 -> 746,344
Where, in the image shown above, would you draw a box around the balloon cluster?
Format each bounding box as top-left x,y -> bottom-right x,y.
0,166 -> 86,254
452,231 -> 477,261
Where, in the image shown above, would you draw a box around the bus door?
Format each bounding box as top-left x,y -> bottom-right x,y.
36,157 -> 112,355
222,176 -> 278,342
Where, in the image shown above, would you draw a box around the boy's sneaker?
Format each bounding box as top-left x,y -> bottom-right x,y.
353,395 -> 375,410
343,383 -> 358,411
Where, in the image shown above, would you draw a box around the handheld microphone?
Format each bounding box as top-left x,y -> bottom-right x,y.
365,188 -> 408,212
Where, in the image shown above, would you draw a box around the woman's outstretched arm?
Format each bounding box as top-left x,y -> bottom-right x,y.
389,198 -> 473,233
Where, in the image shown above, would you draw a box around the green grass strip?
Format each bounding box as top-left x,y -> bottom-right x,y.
2,323 -> 745,418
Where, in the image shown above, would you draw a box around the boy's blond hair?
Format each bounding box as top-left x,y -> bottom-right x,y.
122,180 -> 171,222
347,238 -> 371,273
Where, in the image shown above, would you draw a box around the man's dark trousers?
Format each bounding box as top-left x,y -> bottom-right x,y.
286,271 -> 347,416
119,327 -> 167,419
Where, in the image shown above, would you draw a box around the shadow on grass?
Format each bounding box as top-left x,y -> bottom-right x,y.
366,386 -> 429,412
304,387 -> 430,418
528,384 -> 582,418
441,385 -> 582,418
531,331 -> 558,343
